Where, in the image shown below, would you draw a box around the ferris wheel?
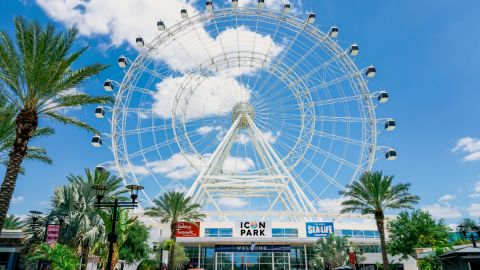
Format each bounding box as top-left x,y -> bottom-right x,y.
95,1 -> 396,220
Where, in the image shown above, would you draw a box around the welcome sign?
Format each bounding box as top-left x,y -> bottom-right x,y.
234,221 -> 272,237
306,222 -> 334,237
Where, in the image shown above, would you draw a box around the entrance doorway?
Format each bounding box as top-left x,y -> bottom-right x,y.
215,252 -> 290,270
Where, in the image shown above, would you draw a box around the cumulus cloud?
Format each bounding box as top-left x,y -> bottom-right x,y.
217,196 -> 248,208
222,155 -> 255,173
153,75 -> 251,120
422,203 -> 462,219
467,203 -> 480,217
11,196 -> 25,204
452,137 -> 480,161
438,194 -> 455,203
469,181 -> 480,198
235,130 -> 281,145
124,152 -> 255,180
196,125 -> 224,135
316,198 -> 344,213
422,194 -> 462,219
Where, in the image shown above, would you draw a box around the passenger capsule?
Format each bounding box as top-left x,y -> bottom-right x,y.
385,149 -> 397,160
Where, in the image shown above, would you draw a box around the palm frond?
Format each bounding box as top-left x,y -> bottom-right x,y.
44,111 -> 98,134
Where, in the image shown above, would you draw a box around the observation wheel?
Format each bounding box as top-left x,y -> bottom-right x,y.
98,2 -> 396,220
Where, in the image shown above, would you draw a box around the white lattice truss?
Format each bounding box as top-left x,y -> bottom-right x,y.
186,112 -> 316,221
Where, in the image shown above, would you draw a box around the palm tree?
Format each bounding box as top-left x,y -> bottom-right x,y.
0,93 -> 53,170
3,214 -> 22,229
52,169 -> 125,270
145,192 -> 205,270
311,235 -> 350,269
0,17 -> 111,231
339,171 -> 419,270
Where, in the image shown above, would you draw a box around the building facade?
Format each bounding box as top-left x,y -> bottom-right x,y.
143,219 -> 418,270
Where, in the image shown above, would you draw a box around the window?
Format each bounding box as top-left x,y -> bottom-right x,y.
204,228 -> 232,237
272,228 -> 298,237
341,229 -> 353,237
364,230 -> 376,238
352,230 -> 364,238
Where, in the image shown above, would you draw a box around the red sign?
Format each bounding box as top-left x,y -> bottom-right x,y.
46,225 -> 61,243
176,222 -> 200,237
348,252 -> 357,265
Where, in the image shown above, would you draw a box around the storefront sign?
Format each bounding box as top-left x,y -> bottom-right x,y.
234,221 -> 271,237
46,225 -> 61,243
215,245 -> 290,253
176,222 -> 200,237
305,222 -> 334,237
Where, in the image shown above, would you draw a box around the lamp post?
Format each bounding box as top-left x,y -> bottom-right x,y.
29,211 -> 66,270
92,184 -> 143,270
458,225 -> 480,247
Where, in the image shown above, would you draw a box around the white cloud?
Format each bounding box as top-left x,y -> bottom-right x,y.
222,155 -> 255,173
235,132 -> 250,145
469,180 -> 480,198
260,131 -> 281,144
196,125 -> 224,136
438,194 -> 455,203
35,0 -> 283,72
467,203 -> 480,217
235,130 -> 281,145
11,196 -> 25,204
132,152 -> 255,180
43,87 -> 83,112
148,153 -> 204,180
152,75 -> 251,120
452,137 -> 480,161
217,196 -> 248,208
317,198 -> 344,213
422,203 -> 462,219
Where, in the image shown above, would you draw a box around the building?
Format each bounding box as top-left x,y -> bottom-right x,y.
142,218 -> 418,270
0,229 -> 22,270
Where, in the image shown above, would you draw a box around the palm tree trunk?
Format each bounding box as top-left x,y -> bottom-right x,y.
0,109 -> 37,232
375,212 -> 389,270
81,242 -> 90,270
168,222 -> 177,270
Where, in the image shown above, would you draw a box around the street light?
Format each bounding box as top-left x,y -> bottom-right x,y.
29,211 -> 66,270
92,184 -> 143,270
458,225 -> 480,248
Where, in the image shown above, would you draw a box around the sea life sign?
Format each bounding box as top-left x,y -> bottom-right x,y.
305,222 -> 334,237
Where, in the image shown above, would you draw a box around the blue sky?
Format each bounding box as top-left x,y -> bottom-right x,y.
1,0 -> 480,224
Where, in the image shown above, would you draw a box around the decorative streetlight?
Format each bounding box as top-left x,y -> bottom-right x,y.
458,225 -> 480,247
29,210 -> 66,270
92,184 -> 143,270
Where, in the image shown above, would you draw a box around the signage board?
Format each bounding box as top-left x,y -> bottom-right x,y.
215,245 -> 290,253
176,222 -> 200,237
234,221 -> 271,237
46,225 -> 61,243
305,222 -> 334,237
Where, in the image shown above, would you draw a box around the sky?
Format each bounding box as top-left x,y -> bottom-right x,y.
1,0 -> 480,224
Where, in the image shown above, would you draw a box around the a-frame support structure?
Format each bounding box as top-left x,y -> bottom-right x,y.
186,109 -> 316,221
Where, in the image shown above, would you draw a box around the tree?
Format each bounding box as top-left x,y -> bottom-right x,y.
339,171 -> 420,270
0,93 -> 53,171
28,243 -> 80,270
310,235 -> 350,269
0,16 -> 111,232
387,210 -> 450,261
118,220 -> 151,265
3,214 -> 22,229
52,169 -> 125,270
416,241 -> 450,270
144,192 -> 205,270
